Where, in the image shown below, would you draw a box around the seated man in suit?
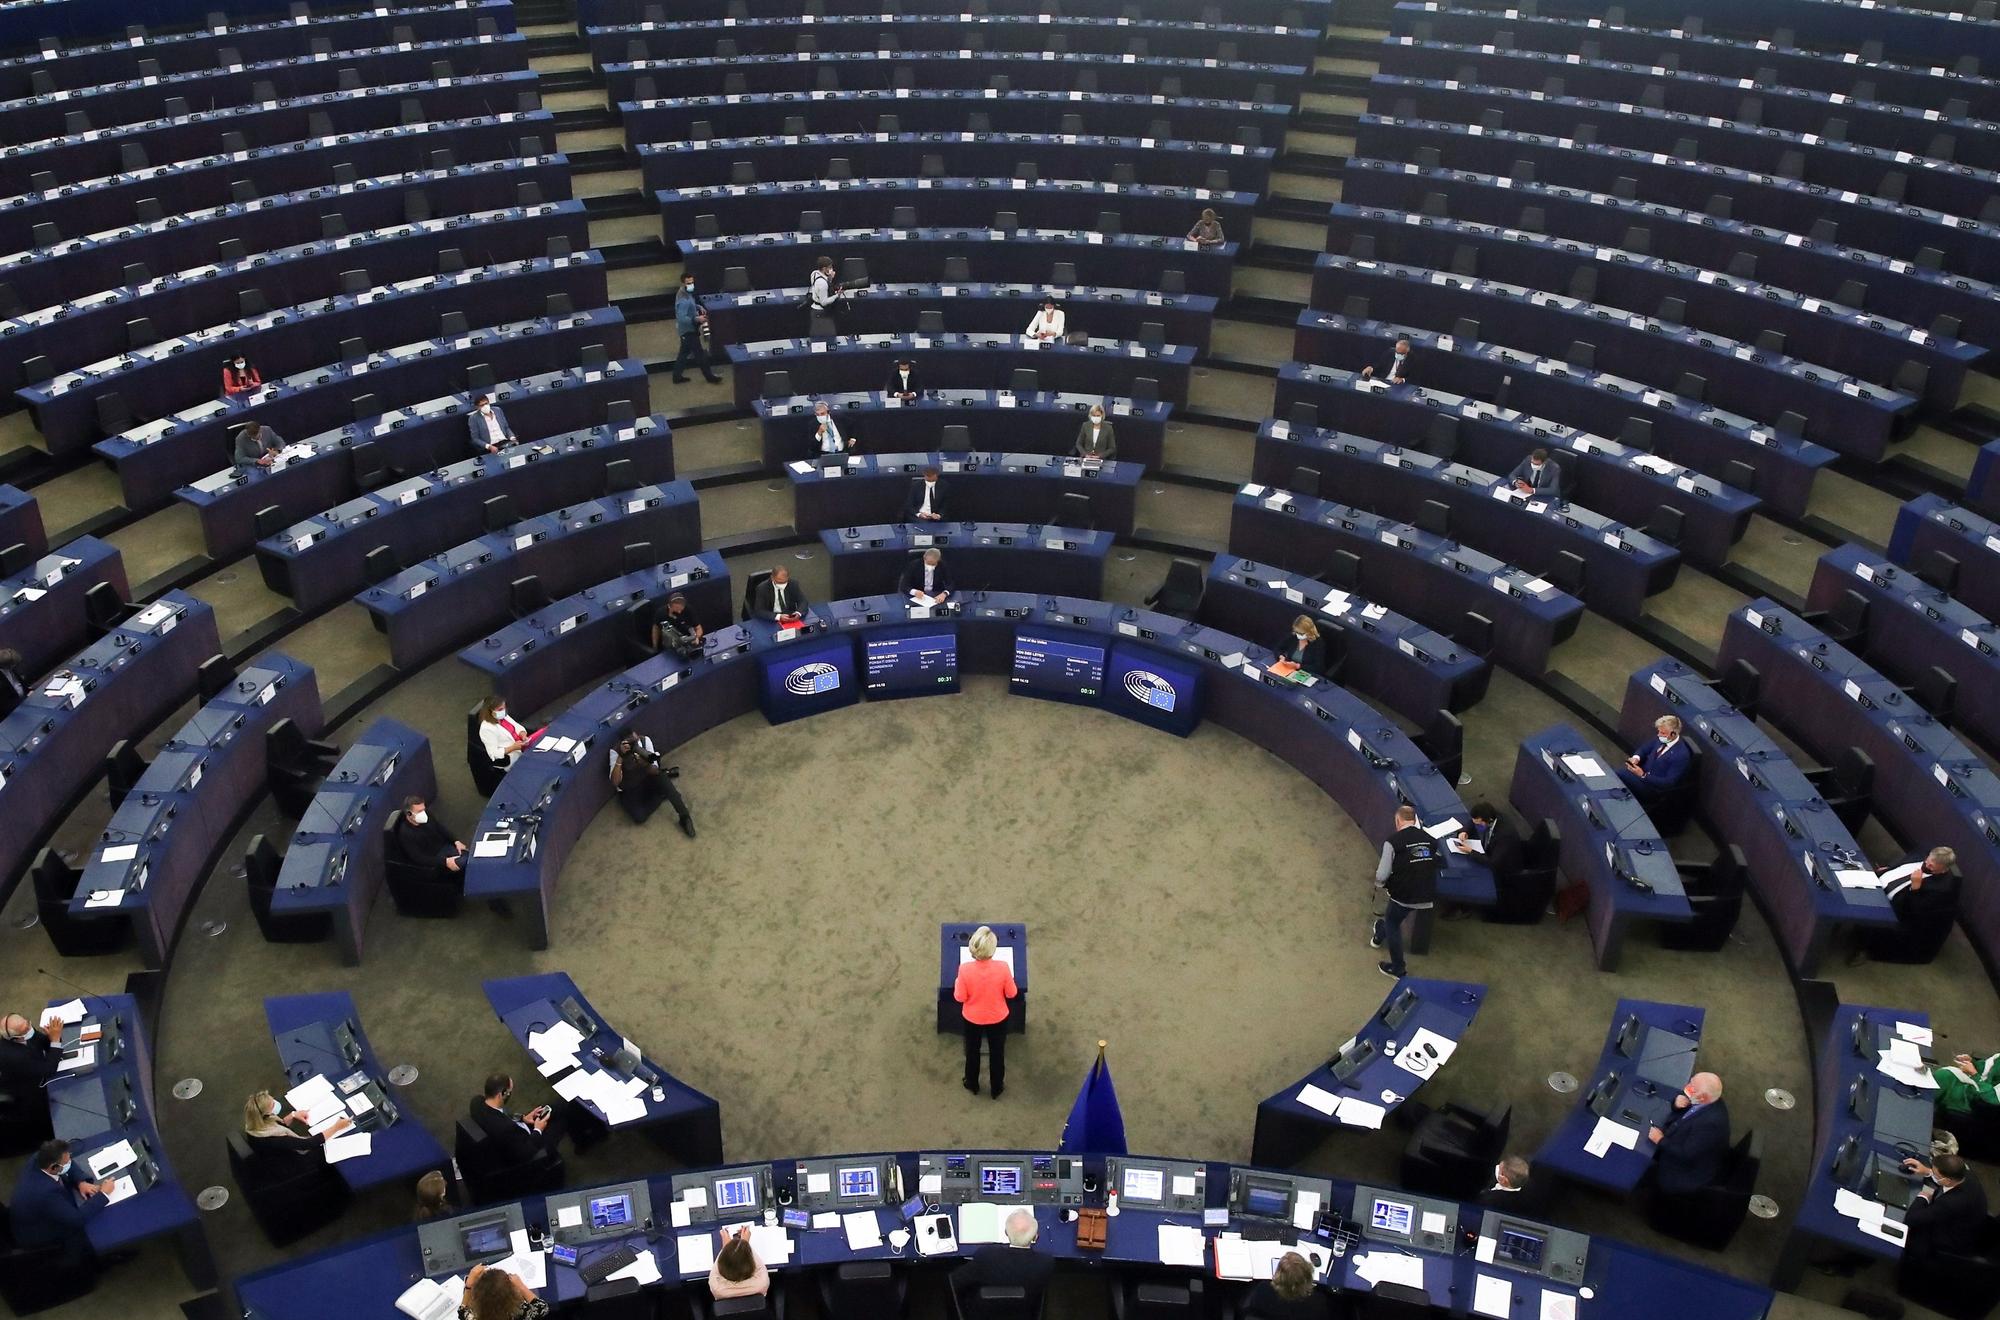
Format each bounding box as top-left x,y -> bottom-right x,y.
1446,802 -> 1525,920
1646,1072 -> 1730,1195
390,797 -> 466,892
1616,714 -> 1693,804
0,1011 -> 65,1087
905,466 -> 946,522
233,421 -> 284,468
753,566 -> 808,620
885,357 -> 919,402
467,394 -> 517,454
1244,1250 -> 1335,1319
469,1072 -> 565,1167
1073,405 -> 1116,460
1857,846 -> 1961,964
1478,1155 -> 1535,1209
1360,336 -> 1412,385
1899,1153 -> 1989,1264
1508,447 -> 1562,495
953,1209 -> 1054,1313
900,547 -> 954,607
10,1139 -> 110,1269
811,399 -> 846,456
0,648 -> 25,722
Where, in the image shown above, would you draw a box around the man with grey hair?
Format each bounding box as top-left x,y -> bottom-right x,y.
953,1208 -> 1053,1312
1853,845 -> 1960,965
899,546 -> 954,607
0,1010 -> 63,1087
1616,713 -> 1692,804
1647,1071 -> 1731,1196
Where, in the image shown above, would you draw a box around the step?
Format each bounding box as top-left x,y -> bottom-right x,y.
581,189 -> 652,219
537,68 -> 601,96
523,33 -> 585,58
1269,171 -> 1342,204
599,238 -> 669,269
567,145 -> 633,172
1219,293 -> 1305,327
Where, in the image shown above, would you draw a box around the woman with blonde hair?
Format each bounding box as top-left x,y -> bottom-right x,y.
460,1263 -> 549,1320
1273,614 -> 1326,676
1245,1249 -> 1334,1317
709,1224 -> 770,1299
241,1089 -> 348,1159
953,924 -> 1018,1098
1187,207 -> 1226,247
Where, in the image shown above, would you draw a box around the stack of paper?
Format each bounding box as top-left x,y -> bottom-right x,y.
1473,1274 -> 1514,1318
1540,1290 -> 1579,1320
393,1277 -> 463,1320
747,1224 -> 794,1265
955,1202 -> 1005,1244
844,1210 -> 884,1250
1335,1096 -> 1387,1128
1832,1188 -> 1909,1248
1157,1224 -> 1206,1267
957,946 -> 1017,972
1583,1115 -> 1642,1158
1560,753 -> 1606,778
1351,1250 -> 1427,1291
323,1132 -> 373,1163
40,999 -> 85,1029
675,1232 -> 715,1276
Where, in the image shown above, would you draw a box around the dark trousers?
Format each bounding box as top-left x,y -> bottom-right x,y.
616,766 -> 690,826
672,329 -> 716,382
1375,899 -> 1418,974
962,1020 -> 1007,1092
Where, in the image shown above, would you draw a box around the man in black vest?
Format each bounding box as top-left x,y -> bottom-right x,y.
1371,804 -> 1439,977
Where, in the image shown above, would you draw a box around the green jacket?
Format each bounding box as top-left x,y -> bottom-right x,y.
1934,1053 -> 2000,1115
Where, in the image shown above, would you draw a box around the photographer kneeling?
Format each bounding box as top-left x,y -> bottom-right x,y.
609,731 -> 697,839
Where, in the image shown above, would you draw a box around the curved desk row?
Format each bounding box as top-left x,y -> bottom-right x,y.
1319,202 -> 1981,412
1252,420 -> 1681,621
1308,255 -> 1915,454
584,0 -> 1332,23
1509,724 -> 1691,971
0,593 -> 218,912
1535,1000 -> 1702,1195
1807,544 -> 2000,758
1253,976 -> 1484,1165
0,535 -> 126,677
360,481 -> 702,672
1200,554 -> 1488,721
791,449 -> 1142,536
178,357 -> 646,560
623,87 -> 1290,147
76,653 -> 322,969
1287,311 -> 1834,519
459,553 -> 732,714
0,109 -> 555,264
3,198 -> 585,392
1719,599 -> 2000,985
755,387 -> 1171,469
485,971 -> 723,1164
1618,659 -> 1894,976
818,521 -> 1114,599
1280,366 -> 1754,569
467,591 -> 1488,948
271,717 -> 435,964
24,251 -> 605,454
132,310 -> 626,517
662,172 -> 1254,247
1616,0 -> 2000,92
254,410 -> 668,612
706,280 -> 1213,361
0,0 -> 512,99
0,150 -> 570,314
683,224 -> 1235,299
639,127 -> 1274,195
1886,493 -> 2000,625
232,1143 -> 1773,1320
44,993 -> 214,1289
0,482 -> 45,560
1340,153 -> 2000,356
1228,487 -> 1585,674
1772,1002 -> 1935,1288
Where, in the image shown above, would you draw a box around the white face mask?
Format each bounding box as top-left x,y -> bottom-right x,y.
1090,415 -> 1103,425
479,404 -> 492,415
683,282 -> 694,293
410,809 -> 428,825
55,1160 -> 71,1177
232,360 -> 246,370
1294,631 -> 1307,641
493,708 -> 507,721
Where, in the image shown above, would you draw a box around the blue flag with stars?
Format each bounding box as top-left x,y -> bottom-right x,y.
1059,1042 -> 1127,1155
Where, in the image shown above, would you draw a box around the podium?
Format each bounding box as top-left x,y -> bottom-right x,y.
936,922 -> 1028,1034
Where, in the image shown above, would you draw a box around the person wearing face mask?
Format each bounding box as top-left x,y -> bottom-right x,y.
1508,446 -> 1562,495
392,796 -> 468,890
1072,405 -> 1116,460
469,1072 -> 566,1168
1646,1072 -> 1731,1195
241,1089 -> 351,1159
1025,298 -> 1065,341
221,354 -> 262,395
812,399 -> 846,456
466,394 -> 517,455
0,1010 -> 64,1087
1270,614 -> 1324,678
899,547 -> 954,607
1852,845 -> 1961,965
672,271 -> 720,385
752,565 -> 808,621
1360,337 -> 1412,385
904,465 -> 946,522
475,694 -> 536,772
885,356 -> 919,402
1616,714 -> 1692,804
11,1139 -> 111,1269
233,420 -> 284,468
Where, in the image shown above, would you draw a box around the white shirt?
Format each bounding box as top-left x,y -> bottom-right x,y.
478,409 -> 505,443
923,565 -> 936,591
770,580 -> 790,613
1027,307 -> 1065,338
919,481 -> 936,516
814,412 -> 844,454
1386,351 -> 1408,381
892,368 -> 913,394
479,714 -> 527,765
810,270 -> 838,308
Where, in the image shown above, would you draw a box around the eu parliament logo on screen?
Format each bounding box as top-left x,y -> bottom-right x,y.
784,661 -> 843,696
1122,669 -> 1178,712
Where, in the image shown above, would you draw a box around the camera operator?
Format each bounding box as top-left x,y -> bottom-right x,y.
609,731 -> 696,838
650,592 -> 706,656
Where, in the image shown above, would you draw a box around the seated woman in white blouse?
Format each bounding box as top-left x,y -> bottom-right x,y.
1025,298 -> 1066,341
475,694 -> 536,768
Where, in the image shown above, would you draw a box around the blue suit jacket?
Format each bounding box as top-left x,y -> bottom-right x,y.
1630,736 -> 1693,789
466,405 -> 516,452
1507,456 -> 1562,492
1653,1099 -> 1731,1194
10,1162 -> 102,1261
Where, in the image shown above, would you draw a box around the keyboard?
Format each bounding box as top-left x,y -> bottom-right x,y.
578,1244 -> 641,1286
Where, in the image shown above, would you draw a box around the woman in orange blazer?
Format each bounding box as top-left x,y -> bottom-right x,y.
955,925 -> 1017,1098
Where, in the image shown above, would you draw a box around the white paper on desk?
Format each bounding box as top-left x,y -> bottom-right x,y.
1353,1249 -> 1427,1291
1296,1083 -> 1339,1115
40,999 -> 84,1028
600,1093 -> 647,1125
472,836 -> 513,858
88,1139 -> 138,1174
1395,1027 -> 1457,1076
1561,753 -> 1606,777
536,1054 -> 575,1077
308,1107 -> 352,1136
1424,817 -> 1464,839
100,844 -> 138,863
1895,1021 -> 1934,1046
957,945 -> 1016,972
1158,1224 -> 1207,1267
1214,1235 -> 1254,1280
606,1248 -> 661,1285
844,1209 -> 884,1250
1887,1038 -> 1922,1066
1540,1289 -> 1578,1320
528,1022 -> 586,1057
1834,1188 -> 1887,1224
1879,1059 -> 1939,1090
676,1232 -> 715,1275
670,1200 -> 692,1228
1585,1115 -> 1641,1158
1836,868 -> 1887,889
395,1278 -> 460,1320
749,1224 -> 793,1265
57,1046 -> 96,1072
956,1202 -> 1004,1244
498,1235 -> 546,1290
805,1211 -> 838,1230
1857,1216 -> 1908,1248
323,1132 -> 372,1163
1336,1096 -> 1387,1128
553,1071 -> 593,1102
1880,861 -> 1922,884
1474,1274 -> 1513,1318
285,1074 -> 338,1112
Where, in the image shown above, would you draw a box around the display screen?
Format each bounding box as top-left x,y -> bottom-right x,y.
757,641 -> 857,725
1370,1198 -> 1414,1237
838,1167 -> 879,1199
1244,1184 -> 1289,1218
460,1220 -> 512,1258
863,629 -> 959,697
1497,1226 -> 1546,1268
714,1175 -> 758,1211
979,1165 -> 1023,1197
1106,643 -> 1204,736
1121,1168 -> 1165,1202
1011,630 -> 1105,703
588,1194 -> 633,1230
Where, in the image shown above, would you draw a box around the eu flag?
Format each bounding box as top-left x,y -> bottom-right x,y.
1058,1041 -> 1127,1155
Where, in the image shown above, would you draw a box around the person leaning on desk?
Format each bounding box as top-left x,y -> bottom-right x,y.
1244,1250 -> 1336,1320
901,547 -> 954,607
0,1010 -> 64,1086
242,1089 -> 351,1159
652,591 -> 705,655
710,1225 -> 770,1300
1269,614 -> 1324,678
1508,447 -> 1562,495
1026,298 -> 1066,341
1187,207 -> 1226,248
753,565 -> 808,620
1645,1072 -> 1730,1196
1852,846 -> 1960,966
953,1209 -> 1052,1304
956,925 -> 1017,1099
459,1262 -> 549,1320
1360,337 -> 1411,385
234,420 -> 284,468
10,1138 -> 120,1270
1073,404 -> 1116,460
221,353 -> 262,395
